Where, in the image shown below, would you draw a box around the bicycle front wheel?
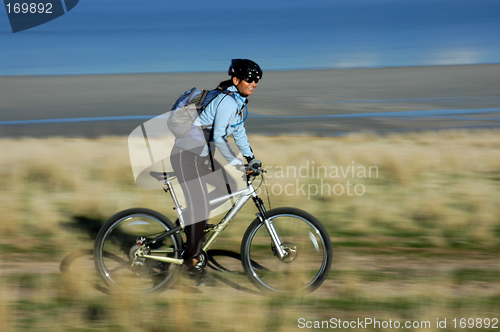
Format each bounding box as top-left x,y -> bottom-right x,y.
241,207 -> 332,293
94,208 -> 183,293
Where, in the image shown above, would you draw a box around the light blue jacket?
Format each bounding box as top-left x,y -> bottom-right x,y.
196,85 -> 253,165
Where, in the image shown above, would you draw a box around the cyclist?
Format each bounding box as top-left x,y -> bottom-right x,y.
170,59 -> 263,285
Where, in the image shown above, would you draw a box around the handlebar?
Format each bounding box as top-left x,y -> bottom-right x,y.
245,164 -> 266,177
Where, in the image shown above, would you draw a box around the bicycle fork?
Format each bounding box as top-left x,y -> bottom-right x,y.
253,197 -> 288,260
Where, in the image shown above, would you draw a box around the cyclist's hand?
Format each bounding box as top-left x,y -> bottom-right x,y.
246,158 -> 262,175
248,158 -> 262,169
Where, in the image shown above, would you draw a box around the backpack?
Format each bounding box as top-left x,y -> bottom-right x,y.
167,87 -> 234,138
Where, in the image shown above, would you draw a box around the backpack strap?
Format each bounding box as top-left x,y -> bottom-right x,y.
197,89 -> 235,130
200,88 -> 244,142
231,93 -> 248,127
210,89 -> 247,128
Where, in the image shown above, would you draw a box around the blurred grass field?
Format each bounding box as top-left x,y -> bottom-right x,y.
0,130 -> 499,331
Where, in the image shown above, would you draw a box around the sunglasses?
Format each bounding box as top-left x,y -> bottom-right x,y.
244,77 -> 260,84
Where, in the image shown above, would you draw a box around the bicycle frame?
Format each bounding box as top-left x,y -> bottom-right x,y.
134,173 -> 288,266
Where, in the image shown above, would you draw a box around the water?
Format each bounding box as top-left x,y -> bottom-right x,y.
1,0 -> 500,75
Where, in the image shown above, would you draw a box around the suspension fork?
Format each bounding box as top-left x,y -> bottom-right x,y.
252,196 -> 287,259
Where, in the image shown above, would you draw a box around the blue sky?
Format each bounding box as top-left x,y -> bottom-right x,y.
1,0 -> 499,75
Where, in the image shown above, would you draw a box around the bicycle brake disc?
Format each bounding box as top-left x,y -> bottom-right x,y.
280,242 -> 298,263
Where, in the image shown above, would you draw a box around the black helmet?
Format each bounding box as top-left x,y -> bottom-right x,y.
228,59 -> 262,82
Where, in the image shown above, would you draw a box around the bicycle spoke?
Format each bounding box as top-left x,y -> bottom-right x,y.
94,209 -> 182,293
241,208 -> 332,293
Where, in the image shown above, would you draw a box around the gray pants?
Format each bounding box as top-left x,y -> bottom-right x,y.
170,145 -> 236,260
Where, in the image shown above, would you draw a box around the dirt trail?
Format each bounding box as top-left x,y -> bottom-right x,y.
2,247 -> 499,300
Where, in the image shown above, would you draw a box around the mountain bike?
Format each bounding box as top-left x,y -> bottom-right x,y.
93,166 -> 333,293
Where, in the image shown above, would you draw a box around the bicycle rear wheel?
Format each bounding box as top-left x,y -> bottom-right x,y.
93,208 -> 183,293
241,207 -> 332,293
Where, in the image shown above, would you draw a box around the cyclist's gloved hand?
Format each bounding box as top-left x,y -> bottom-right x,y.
247,158 -> 262,174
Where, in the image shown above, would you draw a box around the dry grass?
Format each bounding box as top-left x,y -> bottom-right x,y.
0,129 -> 499,331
